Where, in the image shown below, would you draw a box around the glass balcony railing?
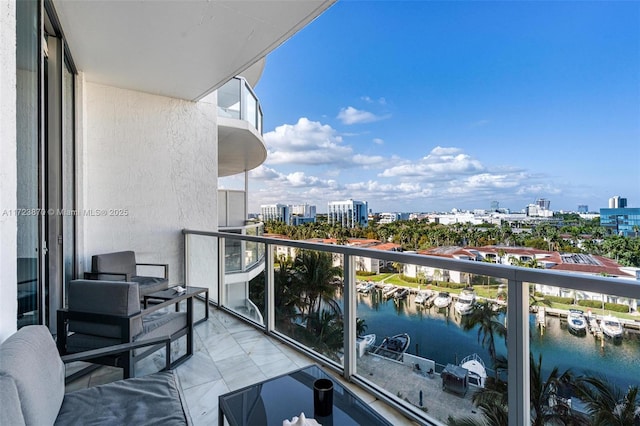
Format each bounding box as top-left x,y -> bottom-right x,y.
182,230 -> 640,425
217,76 -> 263,134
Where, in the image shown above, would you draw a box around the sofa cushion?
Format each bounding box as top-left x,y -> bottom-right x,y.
55,371 -> 190,426
0,375 -> 25,425
132,275 -> 169,296
92,251 -> 137,280
68,280 -> 143,339
0,326 -> 65,425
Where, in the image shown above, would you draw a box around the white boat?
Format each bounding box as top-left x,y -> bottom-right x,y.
433,291 -> 452,309
393,288 -> 409,300
454,289 -> 476,315
601,315 -> 624,339
358,281 -> 375,293
383,285 -> 398,298
460,353 -> 487,388
566,309 -> 587,334
361,282 -> 376,293
339,333 -> 377,361
357,333 -> 376,349
372,333 -> 410,361
414,290 -> 431,305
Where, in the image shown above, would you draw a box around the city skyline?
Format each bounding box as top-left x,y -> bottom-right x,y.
220,1 -> 640,214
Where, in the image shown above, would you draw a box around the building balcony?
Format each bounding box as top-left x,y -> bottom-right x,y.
218,77 -> 266,177
181,230 -> 640,425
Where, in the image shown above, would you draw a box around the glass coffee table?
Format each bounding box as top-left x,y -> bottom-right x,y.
218,364 -> 392,426
143,286 -> 209,326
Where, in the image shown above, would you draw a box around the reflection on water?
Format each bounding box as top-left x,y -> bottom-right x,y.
351,290 -> 640,390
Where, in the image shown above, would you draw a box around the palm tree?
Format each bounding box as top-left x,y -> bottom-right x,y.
448,353 -> 586,426
529,353 -> 582,426
293,249 -> 342,318
574,375 -> 640,425
461,300 -> 506,375
356,317 -> 368,336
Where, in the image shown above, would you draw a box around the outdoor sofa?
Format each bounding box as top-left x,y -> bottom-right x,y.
0,325 -> 191,425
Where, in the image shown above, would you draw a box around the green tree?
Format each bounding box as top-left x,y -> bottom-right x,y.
574,375 -> 640,425
292,249 -> 342,318
461,300 -> 506,375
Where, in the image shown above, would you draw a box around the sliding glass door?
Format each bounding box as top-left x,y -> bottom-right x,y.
16,0 -> 41,328
16,0 -> 76,331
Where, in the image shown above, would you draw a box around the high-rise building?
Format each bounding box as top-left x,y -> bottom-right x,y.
261,204 -> 291,224
609,196 -> 628,209
536,198 -> 550,210
291,204 -> 316,219
328,199 -> 369,228
490,201 -> 499,211
578,205 -> 588,213
600,207 -> 640,236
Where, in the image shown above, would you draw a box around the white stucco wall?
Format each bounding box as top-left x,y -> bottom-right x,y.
80,82 -> 218,284
0,0 -> 17,341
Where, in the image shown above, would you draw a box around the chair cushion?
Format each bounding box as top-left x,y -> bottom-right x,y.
55,371 -> 190,426
68,280 -> 143,339
132,275 -> 169,296
0,326 -> 65,425
91,251 -> 137,280
141,312 -> 188,340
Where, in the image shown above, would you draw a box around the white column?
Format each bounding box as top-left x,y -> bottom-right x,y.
507,278 -> 530,425
343,254 -> 356,379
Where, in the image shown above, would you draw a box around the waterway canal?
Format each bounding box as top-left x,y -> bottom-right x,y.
351,290 -> 640,391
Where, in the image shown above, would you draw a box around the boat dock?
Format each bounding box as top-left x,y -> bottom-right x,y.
540,307 -> 640,332
357,353 -> 482,424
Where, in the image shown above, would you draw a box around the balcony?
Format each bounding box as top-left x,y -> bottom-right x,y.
182,230 -> 640,425
218,222 -> 266,324
67,302 -> 410,425
217,77 -> 266,177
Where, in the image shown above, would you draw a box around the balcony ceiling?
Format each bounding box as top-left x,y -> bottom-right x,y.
53,0 -> 335,101
218,117 -> 267,177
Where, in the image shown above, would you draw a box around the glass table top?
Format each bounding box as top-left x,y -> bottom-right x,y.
219,364 -> 392,426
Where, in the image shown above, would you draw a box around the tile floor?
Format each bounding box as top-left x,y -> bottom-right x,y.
65,303 -> 415,425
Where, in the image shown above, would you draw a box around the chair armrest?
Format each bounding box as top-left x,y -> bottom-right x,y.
84,271 -> 130,281
61,336 -> 172,371
136,263 -> 169,279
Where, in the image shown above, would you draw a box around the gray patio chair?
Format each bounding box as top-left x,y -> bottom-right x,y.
84,250 -> 169,297
57,279 -> 192,379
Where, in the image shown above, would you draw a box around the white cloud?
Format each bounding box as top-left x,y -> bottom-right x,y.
516,184 -> 562,196
263,117 -> 383,168
373,138 -> 384,145
353,154 -> 386,166
337,106 -> 390,125
360,96 -> 387,105
251,134 -> 568,213
380,146 -> 484,179
250,166 -> 335,189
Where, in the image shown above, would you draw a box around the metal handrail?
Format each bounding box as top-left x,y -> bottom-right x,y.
183,229 -> 640,298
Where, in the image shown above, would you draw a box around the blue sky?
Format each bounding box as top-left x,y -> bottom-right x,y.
234,1 -> 640,214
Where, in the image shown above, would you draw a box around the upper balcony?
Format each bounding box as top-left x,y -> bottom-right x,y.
217,77 -> 266,177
